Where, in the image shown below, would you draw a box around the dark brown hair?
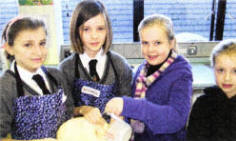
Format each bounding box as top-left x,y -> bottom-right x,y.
1,16 -> 47,61
70,0 -> 112,54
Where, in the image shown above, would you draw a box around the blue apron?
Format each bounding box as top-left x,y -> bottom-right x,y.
73,52 -> 119,112
9,64 -> 67,140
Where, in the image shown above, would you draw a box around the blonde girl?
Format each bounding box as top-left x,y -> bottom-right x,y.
187,39 -> 236,141
105,14 -> 193,141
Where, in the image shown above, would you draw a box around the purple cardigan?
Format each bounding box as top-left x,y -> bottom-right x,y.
121,55 -> 193,141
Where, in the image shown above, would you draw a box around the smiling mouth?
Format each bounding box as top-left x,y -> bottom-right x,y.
222,84 -> 233,88
148,55 -> 158,60
32,58 -> 42,62
90,42 -> 99,46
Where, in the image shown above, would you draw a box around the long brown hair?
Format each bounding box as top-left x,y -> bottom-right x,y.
1,16 -> 47,61
70,0 -> 112,54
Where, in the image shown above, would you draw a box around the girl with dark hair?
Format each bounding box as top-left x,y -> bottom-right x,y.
0,16 -> 73,141
59,0 -> 132,123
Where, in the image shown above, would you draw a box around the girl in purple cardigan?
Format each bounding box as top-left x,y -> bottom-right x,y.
105,14 -> 193,141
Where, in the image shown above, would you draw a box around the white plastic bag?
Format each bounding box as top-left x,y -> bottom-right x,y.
106,113 -> 132,141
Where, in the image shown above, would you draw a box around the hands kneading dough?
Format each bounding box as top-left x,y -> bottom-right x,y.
57,115 -> 132,141
57,117 -> 108,141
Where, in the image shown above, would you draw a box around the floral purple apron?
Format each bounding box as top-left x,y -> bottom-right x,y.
9,64 -> 67,140
73,52 -> 118,112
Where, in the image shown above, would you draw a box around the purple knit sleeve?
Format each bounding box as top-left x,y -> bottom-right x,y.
121,74 -> 192,134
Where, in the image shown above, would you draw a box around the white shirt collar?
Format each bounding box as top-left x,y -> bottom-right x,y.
79,48 -> 107,79
80,48 -> 104,62
10,61 -> 50,95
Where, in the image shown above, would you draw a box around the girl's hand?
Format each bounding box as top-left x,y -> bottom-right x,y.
81,106 -> 103,125
73,106 -> 82,116
105,97 -> 124,116
74,106 -> 107,127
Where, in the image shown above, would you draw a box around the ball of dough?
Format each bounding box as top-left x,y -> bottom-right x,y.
57,117 -> 107,141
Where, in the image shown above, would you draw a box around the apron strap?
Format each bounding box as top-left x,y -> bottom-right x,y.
14,62 -> 25,97
73,53 -> 81,106
74,53 -> 80,78
41,66 -> 59,87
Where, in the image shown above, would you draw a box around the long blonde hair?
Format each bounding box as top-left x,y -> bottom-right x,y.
138,14 -> 177,51
210,39 -> 236,67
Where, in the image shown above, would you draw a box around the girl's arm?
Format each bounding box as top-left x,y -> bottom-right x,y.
117,61 -> 133,97
0,76 -> 15,139
110,52 -> 133,97
122,73 -> 192,134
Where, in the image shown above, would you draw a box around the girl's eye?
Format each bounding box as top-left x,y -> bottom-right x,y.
24,43 -> 32,48
83,28 -> 89,32
98,27 -> 105,31
40,41 -> 46,47
233,69 -> 236,74
216,68 -> 224,73
154,41 -> 161,46
141,41 -> 148,46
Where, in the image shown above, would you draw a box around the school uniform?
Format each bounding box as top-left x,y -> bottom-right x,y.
0,62 -> 74,140
59,50 -> 132,112
187,86 -> 236,141
121,53 -> 193,141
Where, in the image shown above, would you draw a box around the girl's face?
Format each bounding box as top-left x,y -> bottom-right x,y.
6,27 -> 47,73
140,25 -> 174,66
214,53 -> 236,98
79,14 -> 107,58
